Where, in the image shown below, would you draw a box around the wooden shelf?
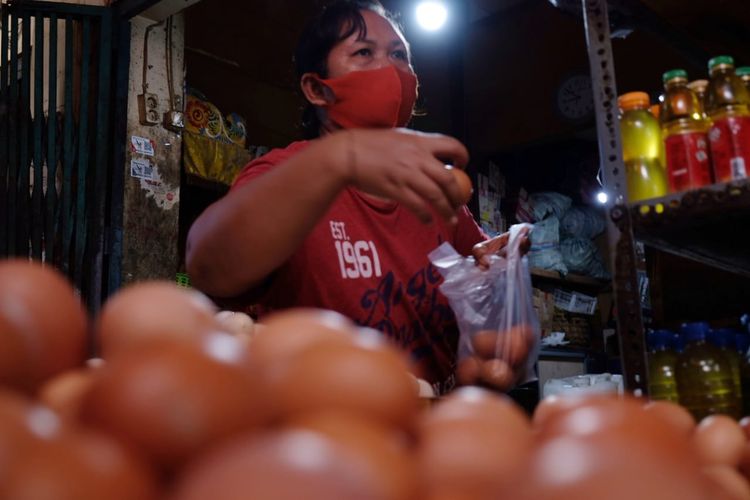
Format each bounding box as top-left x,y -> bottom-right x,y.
530,267 -> 610,289
625,179 -> 750,278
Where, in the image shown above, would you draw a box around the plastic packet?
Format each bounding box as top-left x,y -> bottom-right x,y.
429,224 -> 540,391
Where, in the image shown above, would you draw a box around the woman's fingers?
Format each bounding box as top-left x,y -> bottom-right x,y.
410,130 -> 470,169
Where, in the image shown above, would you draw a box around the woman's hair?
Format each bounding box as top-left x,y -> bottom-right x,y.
294,0 -> 403,138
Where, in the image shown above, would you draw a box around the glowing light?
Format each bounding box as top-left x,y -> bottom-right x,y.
596,191 -> 609,204
416,1 -> 448,31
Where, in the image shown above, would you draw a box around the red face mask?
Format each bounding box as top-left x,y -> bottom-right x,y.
315,65 -> 418,129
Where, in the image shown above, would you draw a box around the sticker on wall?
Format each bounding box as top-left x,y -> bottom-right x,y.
130,135 -> 156,156
130,158 -> 155,181
135,163 -> 179,211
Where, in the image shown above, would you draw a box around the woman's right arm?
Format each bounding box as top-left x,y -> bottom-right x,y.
185,128 -> 469,298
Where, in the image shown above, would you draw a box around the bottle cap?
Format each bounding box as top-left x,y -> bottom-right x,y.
708,55 -> 735,71
736,67 -> 750,78
681,321 -> 710,343
663,69 -> 688,83
617,92 -> 650,111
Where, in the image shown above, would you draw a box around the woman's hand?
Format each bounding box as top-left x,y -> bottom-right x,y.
471,227 -> 531,269
331,128 -> 470,224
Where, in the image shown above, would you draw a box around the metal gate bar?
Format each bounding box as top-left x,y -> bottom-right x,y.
7,11 -> 19,257
0,8 -> 8,255
19,13 -> 30,256
45,13 -> 58,265
31,12 -> 43,260
1,1 -> 125,314
61,15 -> 74,273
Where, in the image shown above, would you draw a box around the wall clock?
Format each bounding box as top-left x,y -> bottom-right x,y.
556,74 -> 595,123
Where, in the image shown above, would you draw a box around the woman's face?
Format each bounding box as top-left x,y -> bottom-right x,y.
326,9 -> 413,78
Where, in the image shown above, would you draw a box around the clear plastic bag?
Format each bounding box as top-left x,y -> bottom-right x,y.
429,224 -> 540,392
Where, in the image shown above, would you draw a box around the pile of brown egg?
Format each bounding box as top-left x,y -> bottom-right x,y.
2,258 -> 750,500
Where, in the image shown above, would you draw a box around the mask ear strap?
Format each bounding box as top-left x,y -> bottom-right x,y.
301,73 -> 335,106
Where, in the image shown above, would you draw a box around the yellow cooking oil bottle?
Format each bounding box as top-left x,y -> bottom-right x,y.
661,70 -> 713,193
649,102 -> 668,173
618,92 -> 667,201
705,56 -> 750,182
737,67 -> 750,93
735,331 -> 750,416
647,329 -> 680,402
676,322 -> 740,421
708,328 -> 743,411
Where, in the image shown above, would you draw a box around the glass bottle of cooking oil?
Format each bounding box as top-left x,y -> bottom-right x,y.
735,331 -> 750,416
618,92 -> 668,201
649,103 -> 668,172
661,69 -> 713,193
737,67 -> 750,93
687,80 -> 710,121
676,322 -> 740,421
708,328 -> 743,410
705,56 -> 750,183
647,329 -> 680,402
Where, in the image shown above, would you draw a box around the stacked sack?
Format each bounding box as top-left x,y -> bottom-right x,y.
517,191 -> 609,279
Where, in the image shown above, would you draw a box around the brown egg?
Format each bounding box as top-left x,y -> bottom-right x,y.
471,330 -> 498,359
171,430 -> 396,500
0,390 -> 64,486
643,400 -> 696,439
215,311 -> 255,338
0,259 -> 87,392
447,167 -> 473,205
268,339 -> 418,432
703,466 -> 750,500
3,429 -> 158,500
418,388 -> 532,498
739,416 -> 750,440
287,412 -> 417,500
693,415 -> 746,467
96,281 -> 219,358
249,308 -> 355,376
479,358 -> 514,391
510,434 -> 714,500
427,386 -> 531,433
737,441 -> 750,479
532,394 -> 568,428
0,314 -> 28,390
536,395 -> 696,466
455,356 -> 481,385
80,334 -> 266,469
38,367 -> 98,422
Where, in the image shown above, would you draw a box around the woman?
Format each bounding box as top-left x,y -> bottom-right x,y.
186,0 -> 526,394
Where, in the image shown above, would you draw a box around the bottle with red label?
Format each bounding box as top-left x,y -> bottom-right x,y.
705,56 -> 750,183
661,69 -> 713,193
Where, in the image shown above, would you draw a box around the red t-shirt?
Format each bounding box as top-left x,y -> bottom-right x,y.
232,140 -> 487,393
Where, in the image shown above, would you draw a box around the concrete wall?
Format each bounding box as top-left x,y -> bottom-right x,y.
121,14 -> 185,284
